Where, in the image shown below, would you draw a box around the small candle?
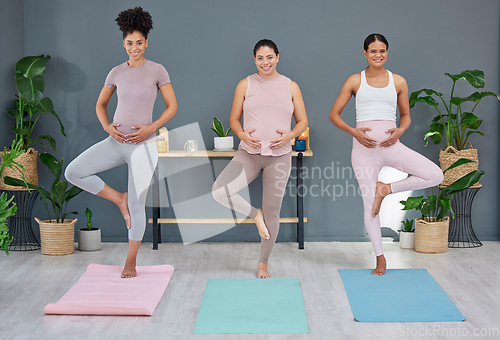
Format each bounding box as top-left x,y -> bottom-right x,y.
156,140 -> 168,153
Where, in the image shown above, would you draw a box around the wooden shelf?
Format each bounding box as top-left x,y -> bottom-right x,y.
157,149 -> 313,158
149,217 -> 308,224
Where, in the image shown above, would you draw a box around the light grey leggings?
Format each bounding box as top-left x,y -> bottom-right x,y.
65,136 -> 158,241
212,149 -> 292,264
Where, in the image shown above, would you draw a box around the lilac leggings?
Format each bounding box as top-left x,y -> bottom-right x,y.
351,121 -> 443,256
212,149 -> 292,264
65,137 -> 158,241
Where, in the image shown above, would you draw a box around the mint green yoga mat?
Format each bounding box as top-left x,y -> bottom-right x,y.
194,278 -> 309,334
339,269 -> 466,322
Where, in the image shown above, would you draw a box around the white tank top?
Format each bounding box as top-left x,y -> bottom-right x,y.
355,70 -> 397,122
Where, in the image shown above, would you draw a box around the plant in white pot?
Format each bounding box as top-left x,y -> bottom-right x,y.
78,207 -> 101,251
398,218 -> 415,249
5,153 -> 83,255
212,117 -> 233,151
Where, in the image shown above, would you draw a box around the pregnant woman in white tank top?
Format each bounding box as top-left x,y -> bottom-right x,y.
329,34 -> 443,275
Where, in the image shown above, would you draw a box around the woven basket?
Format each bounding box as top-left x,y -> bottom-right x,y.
415,217 -> 449,253
0,147 -> 39,190
439,142 -> 478,187
35,218 -> 77,255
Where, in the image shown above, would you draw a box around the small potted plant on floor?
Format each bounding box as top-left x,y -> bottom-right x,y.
398,218 -> 415,249
212,117 -> 233,151
5,153 -> 83,255
78,208 -> 101,251
400,159 -> 484,253
409,69 -> 499,187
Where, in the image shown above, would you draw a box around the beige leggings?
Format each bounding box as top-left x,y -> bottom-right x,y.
212,149 -> 292,264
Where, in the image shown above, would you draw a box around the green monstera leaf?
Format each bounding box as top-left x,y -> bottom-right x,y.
445,70 -> 485,89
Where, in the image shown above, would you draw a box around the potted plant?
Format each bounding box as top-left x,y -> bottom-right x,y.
398,218 -> 415,249
409,70 -> 499,187
5,153 -> 83,255
211,117 -> 233,151
400,160 -> 484,253
78,207 -> 101,251
1,55 -> 66,190
0,140 -> 29,255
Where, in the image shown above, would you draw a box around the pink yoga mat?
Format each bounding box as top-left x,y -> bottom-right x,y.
44,264 -> 174,316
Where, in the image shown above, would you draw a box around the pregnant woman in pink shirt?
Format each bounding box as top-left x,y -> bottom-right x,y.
212,39 -> 308,278
65,7 -> 177,278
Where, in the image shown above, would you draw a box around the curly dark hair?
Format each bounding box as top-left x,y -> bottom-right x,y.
115,7 -> 153,39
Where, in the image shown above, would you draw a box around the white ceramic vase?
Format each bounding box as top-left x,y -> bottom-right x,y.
214,136 -> 234,150
399,231 -> 415,249
78,228 -> 102,251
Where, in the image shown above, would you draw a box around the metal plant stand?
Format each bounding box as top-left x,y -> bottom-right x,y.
1,189 -> 40,251
448,185 -> 482,248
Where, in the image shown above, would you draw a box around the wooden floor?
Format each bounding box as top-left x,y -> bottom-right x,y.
1,241 -> 499,340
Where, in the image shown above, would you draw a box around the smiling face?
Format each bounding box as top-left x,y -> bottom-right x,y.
363,40 -> 388,68
254,46 -> 279,78
123,31 -> 148,64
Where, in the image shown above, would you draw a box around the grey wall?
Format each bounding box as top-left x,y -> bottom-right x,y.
3,0 -> 499,242
0,0 -> 24,147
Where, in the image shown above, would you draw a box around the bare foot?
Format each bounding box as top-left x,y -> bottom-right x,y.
254,209 -> 270,240
257,262 -> 271,279
121,265 -> 137,278
117,192 -> 131,229
372,181 -> 392,216
371,254 -> 386,276
121,259 -> 137,278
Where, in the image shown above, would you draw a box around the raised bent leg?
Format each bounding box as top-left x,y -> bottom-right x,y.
212,150 -> 262,219
384,142 -> 444,193
65,137 -> 125,194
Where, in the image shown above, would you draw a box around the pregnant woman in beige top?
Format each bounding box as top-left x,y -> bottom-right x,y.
212,39 -> 308,278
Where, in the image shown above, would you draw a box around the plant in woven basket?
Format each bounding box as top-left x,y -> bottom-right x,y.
5,153 -> 83,223
6,55 -> 66,152
409,69 -> 500,150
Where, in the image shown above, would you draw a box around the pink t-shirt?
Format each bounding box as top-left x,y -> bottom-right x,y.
240,73 -> 294,156
105,59 -> 171,141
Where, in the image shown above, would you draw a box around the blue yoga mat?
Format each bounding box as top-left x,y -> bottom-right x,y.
194,278 -> 309,334
339,269 -> 465,322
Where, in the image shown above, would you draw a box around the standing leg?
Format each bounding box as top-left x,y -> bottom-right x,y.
212,150 -> 269,239
258,153 -> 292,278
351,138 -> 386,275
121,141 -> 159,278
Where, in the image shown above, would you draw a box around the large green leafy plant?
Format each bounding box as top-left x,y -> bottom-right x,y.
0,140 -> 27,254
6,55 -> 65,151
400,159 -> 484,220
409,70 -> 500,150
5,153 -> 83,223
